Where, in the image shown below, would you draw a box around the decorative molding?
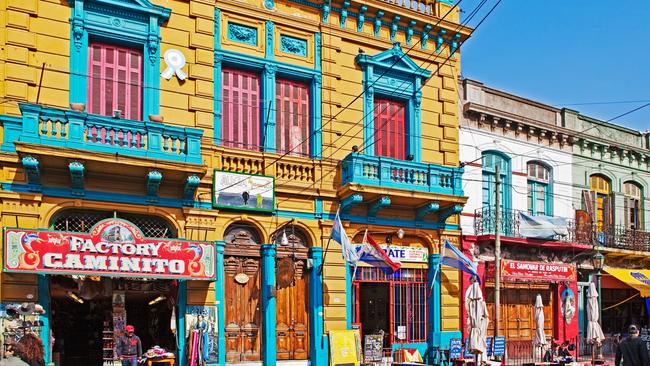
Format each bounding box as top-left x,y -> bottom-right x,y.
227,22 -> 258,46
322,2 -> 330,23
214,8 -> 221,50
183,175 -> 201,206
265,20 -> 274,60
264,0 -> 275,10
449,32 -> 461,56
416,201 -> 440,221
421,23 -> 432,49
438,204 -> 463,224
147,34 -> 159,65
390,15 -> 400,40
436,29 -> 447,54
406,20 -> 416,45
280,35 -> 308,57
357,5 -> 367,32
146,170 -> 163,202
21,156 -> 41,191
368,196 -> 391,220
340,194 -> 363,214
340,1 -> 350,28
374,10 -> 384,37
71,16 -> 84,51
68,161 -> 85,196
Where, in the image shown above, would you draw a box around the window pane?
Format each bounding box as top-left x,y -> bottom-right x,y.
276,79 -> 310,156
222,69 -> 260,151
528,182 -> 534,213
374,98 -> 406,159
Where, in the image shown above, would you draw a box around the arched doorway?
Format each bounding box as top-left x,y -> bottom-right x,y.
272,225 -> 310,360
223,224 -> 262,363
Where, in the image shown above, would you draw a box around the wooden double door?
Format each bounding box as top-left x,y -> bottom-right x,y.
276,254 -> 310,360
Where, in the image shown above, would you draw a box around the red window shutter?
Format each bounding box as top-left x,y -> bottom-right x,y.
221,69 -> 260,151
276,79 -> 310,157
87,42 -> 142,120
374,98 -> 406,159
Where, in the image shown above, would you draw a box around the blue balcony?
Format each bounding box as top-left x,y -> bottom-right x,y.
340,153 -> 464,196
1,103 -> 203,164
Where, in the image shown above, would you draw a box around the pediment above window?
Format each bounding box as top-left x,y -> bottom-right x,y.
356,42 -> 431,79
68,0 -> 171,25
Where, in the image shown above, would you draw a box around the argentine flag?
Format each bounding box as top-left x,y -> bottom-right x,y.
331,211 -> 358,265
440,240 -> 479,282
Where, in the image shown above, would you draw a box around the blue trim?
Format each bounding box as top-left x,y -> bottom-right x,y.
280,34 -> 308,57
215,241 -> 226,365
390,15 -> 400,40
215,49 -> 322,158
68,0 -> 169,118
214,8 -> 223,146
345,264 -> 352,329
146,170 -> 162,201
374,10 -> 384,37
38,275 -> 51,364
21,155 -> 41,191
421,24 -> 432,49
357,5 -> 367,32
428,254 -> 441,353
309,248 -> 327,366
368,196 -> 391,218
177,280 -> 187,365
482,150 -> 512,219
315,198 -> 323,218
416,201 -> 440,221
406,20 -> 417,45
356,43 -> 430,161
183,175 -> 201,206
265,21 -> 274,60
69,161 -> 85,196
340,1 -> 350,28
261,244 -> 277,365
340,193 -> 363,214
227,22 -> 258,46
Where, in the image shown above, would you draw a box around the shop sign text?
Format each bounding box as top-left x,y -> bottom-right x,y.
355,244 -> 428,263
497,259 -> 576,282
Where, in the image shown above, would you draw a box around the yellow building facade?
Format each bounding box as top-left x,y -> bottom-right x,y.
0,0 -> 469,364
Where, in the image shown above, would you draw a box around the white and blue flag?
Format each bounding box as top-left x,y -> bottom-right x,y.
331,211 -> 358,265
440,240 -> 479,281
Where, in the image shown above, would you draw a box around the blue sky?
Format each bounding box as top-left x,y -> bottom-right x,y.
460,0 -> 650,131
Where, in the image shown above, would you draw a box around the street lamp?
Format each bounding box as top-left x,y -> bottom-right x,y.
592,251 -> 605,360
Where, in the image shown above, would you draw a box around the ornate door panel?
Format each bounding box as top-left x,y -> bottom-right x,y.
275,258 -> 310,360
224,256 -> 261,363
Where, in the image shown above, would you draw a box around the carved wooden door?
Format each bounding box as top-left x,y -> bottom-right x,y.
224,256 -> 261,362
275,258 -> 309,360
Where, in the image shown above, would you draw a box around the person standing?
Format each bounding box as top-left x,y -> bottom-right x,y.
16,333 -> 44,366
615,324 -> 650,366
116,325 -> 142,366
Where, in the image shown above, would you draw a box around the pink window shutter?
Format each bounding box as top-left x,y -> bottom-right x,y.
87,42 -> 142,120
374,98 -> 406,159
276,79 -> 310,156
222,69 -> 260,151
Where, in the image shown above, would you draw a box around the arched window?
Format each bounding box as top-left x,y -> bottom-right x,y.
624,182 -> 643,230
588,175 -> 612,231
51,209 -> 175,238
527,162 -> 552,216
224,223 -> 261,246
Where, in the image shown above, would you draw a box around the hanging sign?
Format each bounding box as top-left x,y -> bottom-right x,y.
213,171 -> 274,212
449,338 -> 462,359
355,244 -> 428,263
489,260 -> 576,282
3,219 -> 215,280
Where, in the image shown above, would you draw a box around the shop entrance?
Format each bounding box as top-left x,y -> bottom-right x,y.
358,282 -> 390,344
49,276 -> 177,366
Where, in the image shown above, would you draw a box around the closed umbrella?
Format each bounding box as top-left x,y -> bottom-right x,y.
465,281 -> 488,363
586,282 -> 605,344
534,294 -> 547,360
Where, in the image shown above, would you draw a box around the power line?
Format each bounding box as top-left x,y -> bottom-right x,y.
607,101 -> 650,123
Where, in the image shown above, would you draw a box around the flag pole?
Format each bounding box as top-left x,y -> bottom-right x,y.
351,229 -> 367,283
428,241 -> 446,298
320,208 -> 339,275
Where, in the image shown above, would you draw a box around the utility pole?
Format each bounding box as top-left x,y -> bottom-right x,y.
494,164 -> 501,357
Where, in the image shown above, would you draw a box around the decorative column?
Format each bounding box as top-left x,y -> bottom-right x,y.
261,244 -> 277,365
309,247 -> 327,366
38,275 -> 51,365
262,65 -> 277,153
215,241 -> 226,365
427,254 -> 441,353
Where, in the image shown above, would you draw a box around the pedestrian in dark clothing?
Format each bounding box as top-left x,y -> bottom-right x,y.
116,325 -> 142,366
16,333 -> 44,366
615,324 -> 650,366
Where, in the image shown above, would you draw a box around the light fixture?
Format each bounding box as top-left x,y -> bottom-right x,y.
406,154 -> 414,161
396,229 -> 405,239
148,295 -> 166,306
67,291 -> 84,304
352,145 -> 359,152
113,109 -> 122,118
592,251 -> 605,271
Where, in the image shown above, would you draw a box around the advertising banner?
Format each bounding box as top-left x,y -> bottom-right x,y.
213,171 -> 274,212
3,219 -> 215,280
355,244 -> 428,263
498,259 -> 576,282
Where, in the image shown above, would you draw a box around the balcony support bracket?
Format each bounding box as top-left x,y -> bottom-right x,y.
438,204 -> 463,224
368,196 -> 391,220
147,170 -> 163,203
68,161 -> 85,196
183,175 -> 201,206
340,194 -> 363,214
21,156 -> 41,192
416,201 -> 440,222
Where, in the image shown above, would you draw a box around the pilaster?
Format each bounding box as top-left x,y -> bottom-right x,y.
261,244 -> 277,365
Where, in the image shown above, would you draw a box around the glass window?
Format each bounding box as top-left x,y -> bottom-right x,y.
589,175 -> 612,231
222,68 -> 261,151
374,98 -> 407,159
527,162 -> 551,216
87,42 -> 142,120
276,79 -> 310,157
624,182 -> 642,230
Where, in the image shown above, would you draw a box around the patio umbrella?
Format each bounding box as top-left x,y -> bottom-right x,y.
586,282 -> 605,344
534,294 -> 547,360
465,281 -> 488,362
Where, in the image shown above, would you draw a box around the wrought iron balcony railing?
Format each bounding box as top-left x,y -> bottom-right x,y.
340,153 -> 464,196
474,207 -> 650,252
1,103 -> 203,164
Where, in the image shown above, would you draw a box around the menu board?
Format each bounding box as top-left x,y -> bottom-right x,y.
363,334 -> 383,362
449,338 -> 462,359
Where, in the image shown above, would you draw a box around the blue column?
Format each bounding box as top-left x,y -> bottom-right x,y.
215,241 -> 226,365
309,247 -> 327,366
261,244 -> 277,365
262,65 -> 277,153
38,275 -> 51,365
178,280 -> 187,366
428,254 -> 441,353
345,264 -> 352,329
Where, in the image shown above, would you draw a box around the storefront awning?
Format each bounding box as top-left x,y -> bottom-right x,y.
604,268 -> 650,297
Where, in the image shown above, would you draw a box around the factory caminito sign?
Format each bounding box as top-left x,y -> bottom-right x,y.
3,219 -> 215,280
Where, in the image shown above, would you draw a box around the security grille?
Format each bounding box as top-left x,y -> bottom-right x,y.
52,209 -> 175,238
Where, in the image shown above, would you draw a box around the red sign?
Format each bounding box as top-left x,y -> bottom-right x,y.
497,260 -> 576,282
3,219 -> 215,280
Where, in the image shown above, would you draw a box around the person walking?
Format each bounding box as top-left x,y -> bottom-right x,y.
116,325 -> 142,366
16,333 -> 44,366
615,324 -> 650,366
0,344 -> 29,366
